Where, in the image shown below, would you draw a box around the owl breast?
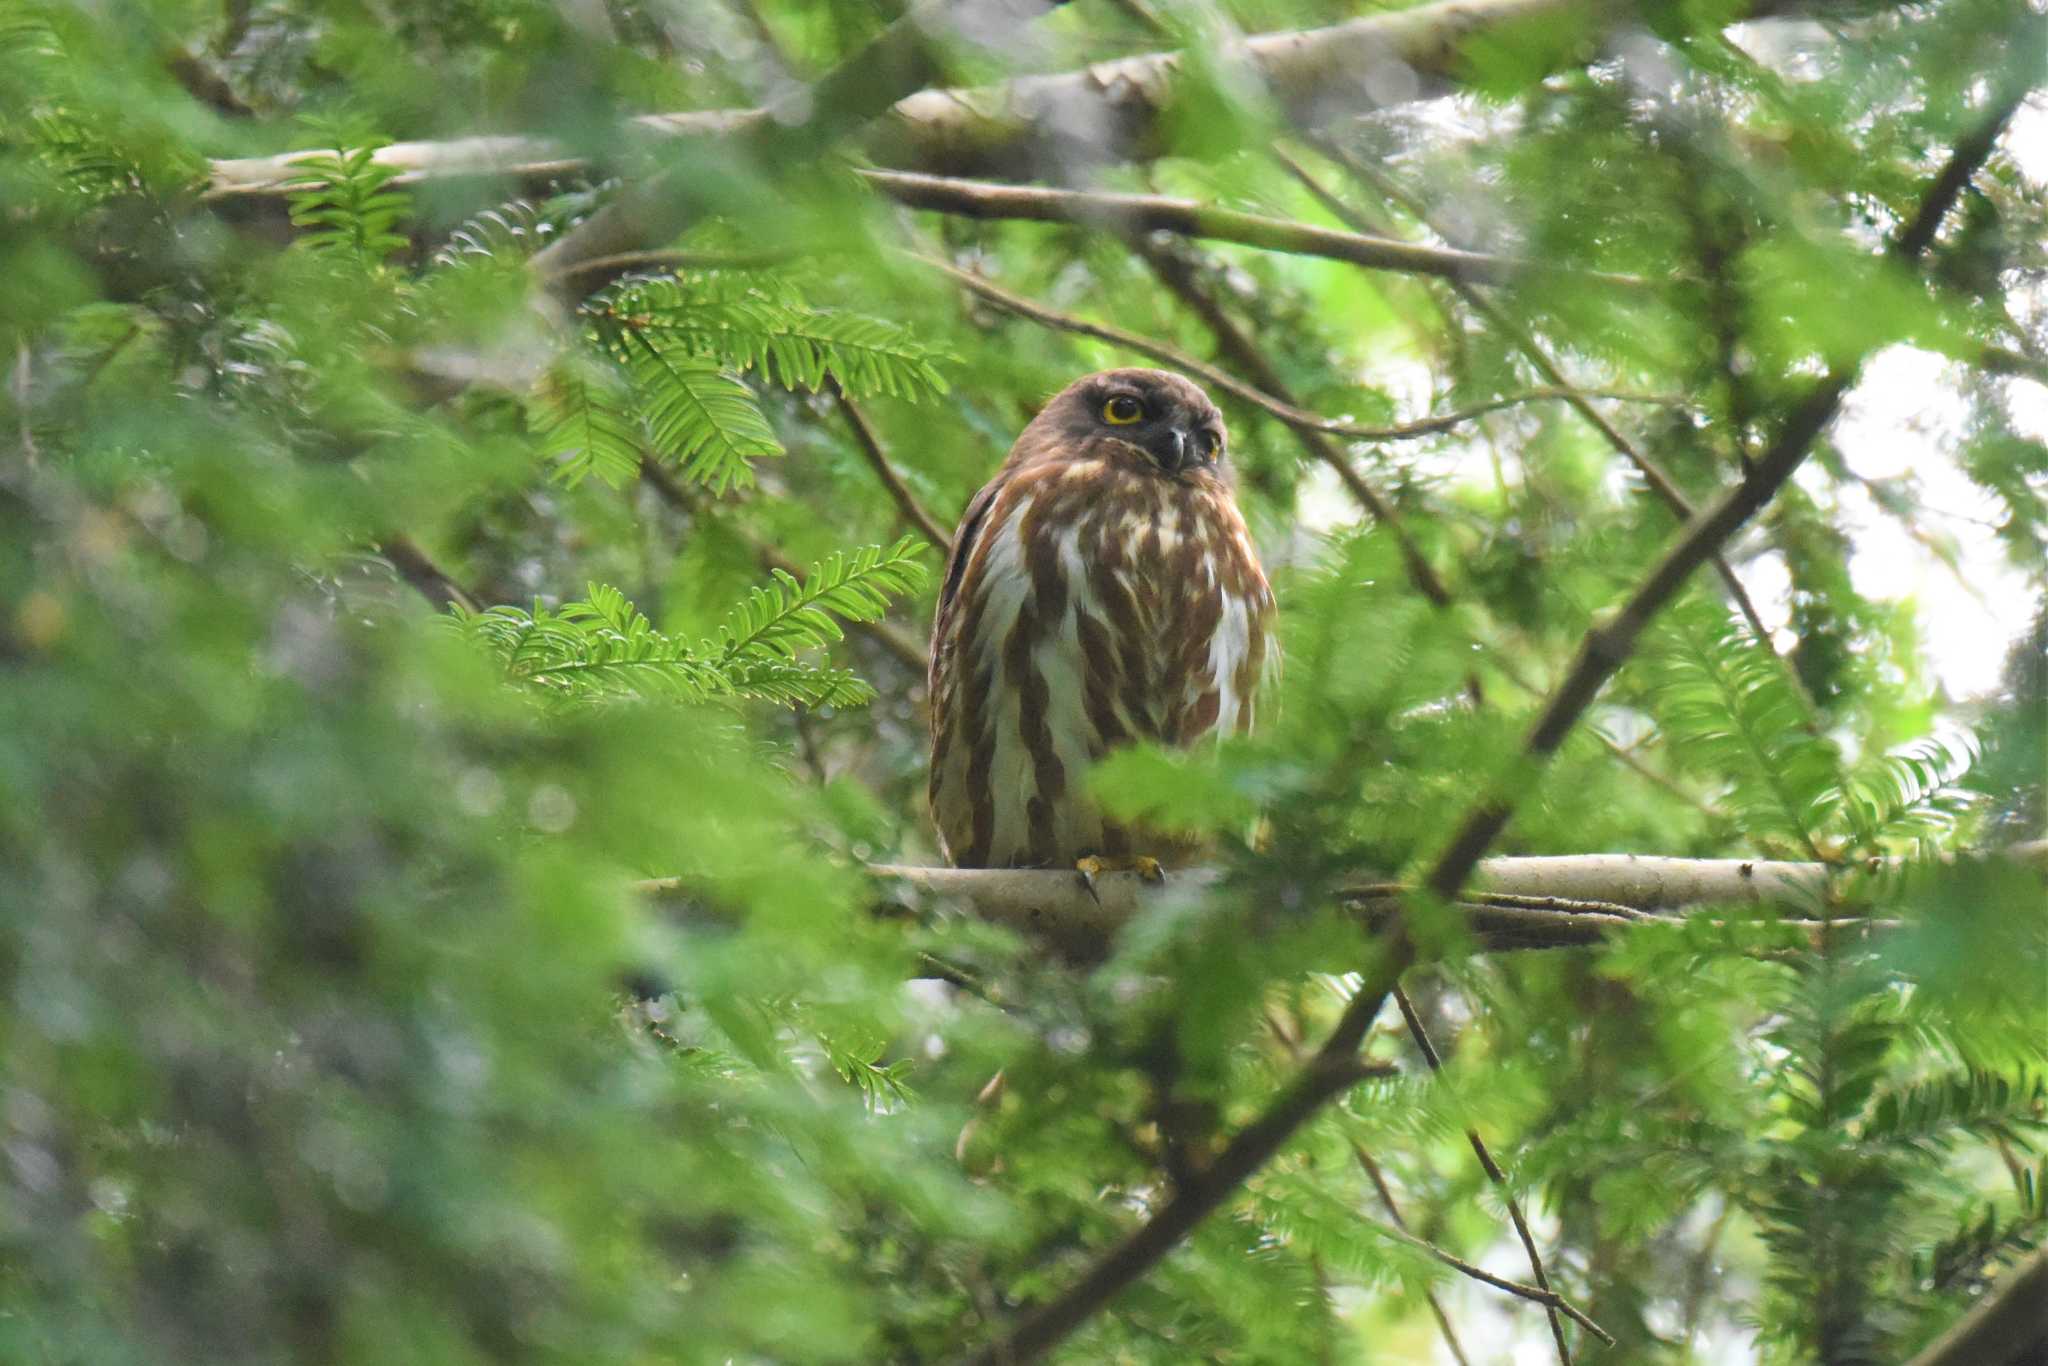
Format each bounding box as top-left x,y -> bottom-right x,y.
928,458 -> 1273,870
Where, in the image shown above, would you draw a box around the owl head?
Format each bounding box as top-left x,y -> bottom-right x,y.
1019,368 -> 1229,479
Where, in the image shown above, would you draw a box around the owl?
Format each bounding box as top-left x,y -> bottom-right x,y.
927,368 -> 1274,878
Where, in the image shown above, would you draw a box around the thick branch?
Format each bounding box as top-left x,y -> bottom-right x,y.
208,0 -> 1631,199
530,0 -> 1059,285
1901,1248 -> 2048,1366
861,845 -> 2044,959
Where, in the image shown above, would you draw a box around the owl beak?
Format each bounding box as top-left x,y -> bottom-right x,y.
1150,424 -> 1196,474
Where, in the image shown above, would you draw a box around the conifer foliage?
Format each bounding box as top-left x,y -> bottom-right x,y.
0,1 -> 2042,1363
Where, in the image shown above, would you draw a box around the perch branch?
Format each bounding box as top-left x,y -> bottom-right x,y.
854,845 -> 2044,958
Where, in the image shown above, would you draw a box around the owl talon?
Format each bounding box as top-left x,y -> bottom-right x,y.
1073,854 -> 1167,900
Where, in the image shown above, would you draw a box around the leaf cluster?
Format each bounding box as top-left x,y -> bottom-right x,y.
455,536 -> 927,709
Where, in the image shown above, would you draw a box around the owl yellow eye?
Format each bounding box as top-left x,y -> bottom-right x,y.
1102,395 -> 1144,425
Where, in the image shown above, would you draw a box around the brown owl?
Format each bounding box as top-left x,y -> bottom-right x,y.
927,369 -> 1274,879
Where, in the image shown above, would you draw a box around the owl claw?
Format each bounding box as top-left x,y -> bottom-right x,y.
1074,854 -> 1168,902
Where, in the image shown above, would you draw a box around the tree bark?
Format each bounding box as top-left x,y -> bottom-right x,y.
856,844 -> 2046,958
205,0 -> 1772,199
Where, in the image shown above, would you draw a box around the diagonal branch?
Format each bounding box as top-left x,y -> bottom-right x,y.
377,533 -> 478,613
1361,1198 -> 1613,1346
1901,1247 -> 2048,1366
941,76 -> 2030,1363
828,378 -> 954,555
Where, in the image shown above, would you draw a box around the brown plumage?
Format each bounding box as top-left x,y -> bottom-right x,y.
928,369 -> 1274,869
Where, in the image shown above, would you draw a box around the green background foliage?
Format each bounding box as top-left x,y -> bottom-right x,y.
1,0 -> 2042,1361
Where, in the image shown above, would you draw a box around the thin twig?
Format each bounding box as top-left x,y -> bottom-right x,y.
542,247 -> 799,282
1394,986 -> 1576,1362
1125,236 -> 1451,609
828,378 -> 953,554
1352,1142 -> 1480,1362
945,77 -> 2025,1364
1263,1008 -> 1475,1366
11,344 -> 36,468
1364,1197 -> 1613,1346
912,252 -> 1672,450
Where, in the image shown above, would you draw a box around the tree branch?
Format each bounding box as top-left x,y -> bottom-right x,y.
1125,236 -> 1453,608
529,1 -> 1061,287
874,170 -> 1646,287
204,0 -> 1674,200
1363,1200 -> 1613,1347
847,845 -> 2044,959
1901,1247 -> 2048,1366
1394,986 -> 1577,1362
828,378 -> 954,555
377,533 -> 477,613
935,79 -> 2030,1361
914,251 -> 1666,448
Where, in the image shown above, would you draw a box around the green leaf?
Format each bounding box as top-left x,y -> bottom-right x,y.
707,535 -> 929,663
530,357 -> 643,488
283,127 -> 414,265
616,328 -> 783,492
1648,600 -> 1842,859
452,543 -> 924,712
602,276 -> 952,402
